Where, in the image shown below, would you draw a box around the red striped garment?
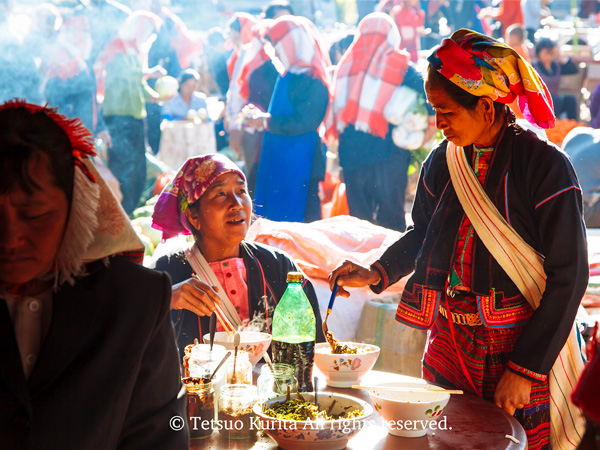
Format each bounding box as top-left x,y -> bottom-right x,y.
423,294 -> 550,449
330,13 -> 410,140
264,16 -> 331,91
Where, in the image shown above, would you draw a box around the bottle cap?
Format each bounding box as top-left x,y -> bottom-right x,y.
286,272 -> 303,283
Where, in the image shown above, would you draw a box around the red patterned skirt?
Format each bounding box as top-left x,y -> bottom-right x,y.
422,293 -> 550,450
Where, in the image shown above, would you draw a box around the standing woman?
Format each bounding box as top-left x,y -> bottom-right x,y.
244,16 -> 331,222
329,12 -> 434,232
330,29 -> 588,450
94,11 -> 163,215
236,19 -> 279,195
225,12 -> 258,156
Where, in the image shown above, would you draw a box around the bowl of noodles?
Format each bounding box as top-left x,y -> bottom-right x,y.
314,338 -> 380,388
203,331 -> 271,367
254,391 -> 372,450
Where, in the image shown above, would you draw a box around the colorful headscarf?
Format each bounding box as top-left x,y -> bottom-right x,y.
93,11 -> 161,98
43,15 -> 92,82
330,13 -> 410,139
0,100 -> 144,290
151,154 -> 246,240
427,28 -> 555,129
264,16 -> 331,90
160,6 -> 203,70
226,12 -> 258,80
237,19 -> 275,103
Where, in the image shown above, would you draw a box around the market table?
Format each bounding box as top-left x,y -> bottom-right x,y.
157,120 -> 216,170
189,368 -> 526,450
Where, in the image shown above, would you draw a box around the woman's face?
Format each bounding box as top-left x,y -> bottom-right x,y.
180,78 -> 197,99
538,47 -> 556,67
187,172 -> 252,253
0,152 -> 69,286
425,82 -> 491,147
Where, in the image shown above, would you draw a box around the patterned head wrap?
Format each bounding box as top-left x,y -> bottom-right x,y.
226,12 -> 258,80
0,100 -> 144,290
331,12 -> 410,139
151,154 -> 246,240
237,19 -> 275,102
427,29 -> 555,129
264,16 -> 331,90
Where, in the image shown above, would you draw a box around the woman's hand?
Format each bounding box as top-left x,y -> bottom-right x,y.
328,260 -> 381,298
145,65 -> 168,79
171,278 -> 222,316
494,370 -> 532,415
241,104 -> 269,130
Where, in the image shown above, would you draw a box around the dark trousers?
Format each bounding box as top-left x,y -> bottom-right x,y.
241,129 -> 263,196
554,94 -> 578,120
104,115 -> 147,216
343,149 -> 411,232
305,177 -> 322,223
145,102 -> 162,155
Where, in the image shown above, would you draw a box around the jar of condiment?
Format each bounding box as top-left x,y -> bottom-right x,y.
257,363 -> 298,402
184,378 -> 214,439
218,384 -> 258,439
188,344 -> 227,420
226,350 -> 252,385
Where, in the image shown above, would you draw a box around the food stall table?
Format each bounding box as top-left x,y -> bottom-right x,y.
189,369 -> 526,450
157,120 -> 216,170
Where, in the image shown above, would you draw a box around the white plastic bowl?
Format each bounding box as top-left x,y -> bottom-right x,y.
314,342 -> 380,388
254,391 -> 373,450
367,382 -> 451,437
203,331 -> 271,367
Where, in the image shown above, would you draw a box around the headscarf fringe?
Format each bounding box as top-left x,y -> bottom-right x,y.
54,166 -> 100,288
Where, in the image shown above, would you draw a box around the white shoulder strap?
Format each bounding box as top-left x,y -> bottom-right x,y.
184,243 -> 243,328
446,141 -> 585,450
446,141 -> 545,308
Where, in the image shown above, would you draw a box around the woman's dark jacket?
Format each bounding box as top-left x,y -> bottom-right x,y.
155,241 -> 325,357
371,126 -> 588,380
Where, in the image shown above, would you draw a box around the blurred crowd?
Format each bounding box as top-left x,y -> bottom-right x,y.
0,0 -> 596,226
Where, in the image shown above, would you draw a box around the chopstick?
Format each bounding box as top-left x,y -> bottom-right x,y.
352,385 -> 463,395
191,273 -> 236,336
214,308 -> 234,337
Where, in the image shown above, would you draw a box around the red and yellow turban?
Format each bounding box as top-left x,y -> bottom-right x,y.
428,29 -> 555,129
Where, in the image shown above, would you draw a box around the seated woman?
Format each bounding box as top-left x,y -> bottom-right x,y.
151,153 -> 325,356
161,68 -> 209,121
0,101 -> 187,448
533,38 -> 580,120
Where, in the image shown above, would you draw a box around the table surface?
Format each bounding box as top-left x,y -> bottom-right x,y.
189,368 -> 527,450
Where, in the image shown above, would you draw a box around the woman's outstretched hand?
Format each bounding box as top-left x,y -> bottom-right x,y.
328,260 -> 381,298
494,370 -> 532,415
171,277 -> 222,316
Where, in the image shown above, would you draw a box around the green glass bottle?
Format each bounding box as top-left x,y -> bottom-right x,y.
271,272 -> 316,392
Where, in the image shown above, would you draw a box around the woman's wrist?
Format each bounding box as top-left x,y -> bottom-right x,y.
369,268 -> 382,285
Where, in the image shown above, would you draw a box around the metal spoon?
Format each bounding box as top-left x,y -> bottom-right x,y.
209,312 -> 217,353
231,332 -> 240,384
208,352 -> 230,382
314,376 -> 319,409
262,350 -> 283,395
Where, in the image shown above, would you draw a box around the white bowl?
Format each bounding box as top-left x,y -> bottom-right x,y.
314,342 -> 380,388
254,391 -> 373,450
203,331 -> 271,367
367,382 -> 451,437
